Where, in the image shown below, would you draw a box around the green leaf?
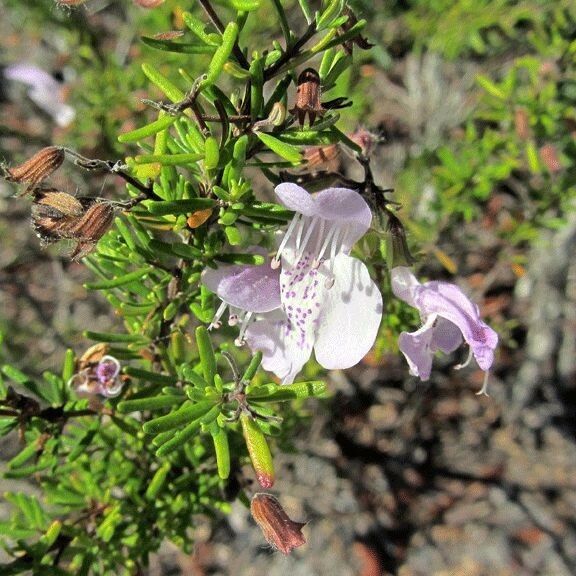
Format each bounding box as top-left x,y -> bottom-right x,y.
83,267 -> 154,290
201,22 -> 239,91
145,198 -> 217,215
117,395 -> 183,413
141,36 -> 215,54
83,331 -> 148,344
476,74 -> 507,100
196,326 -> 217,387
210,424 -> 230,479
229,0 -> 261,11
133,153 -> 203,166
142,63 -> 185,102
255,132 -> 302,163
247,380 -> 327,401
118,115 -> 177,143
182,12 -> 221,46
145,463 -> 171,499
242,351 -> 263,381
155,405 -> 220,456
316,0 -> 344,30
143,400 -> 214,434
204,136 -> 220,169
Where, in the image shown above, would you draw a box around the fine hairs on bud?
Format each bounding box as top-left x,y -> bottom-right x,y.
3,147 -> 65,195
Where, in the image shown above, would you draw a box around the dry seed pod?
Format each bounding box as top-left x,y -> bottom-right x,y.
32,189 -> 84,218
3,147 -> 65,195
250,493 -> 307,555
302,143 -> 340,172
290,68 -> 325,127
71,202 -> 114,242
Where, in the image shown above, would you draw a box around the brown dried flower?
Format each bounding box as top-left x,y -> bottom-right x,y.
32,195 -> 114,260
250,493 -> 307,555
290,68 -> 325,127
340,10 -> 374,55
2,147 -> 65,196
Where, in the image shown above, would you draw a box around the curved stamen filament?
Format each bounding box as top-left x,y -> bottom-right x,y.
235,311 -> 254,346
313,223 -> 337,267
295,216 -> 318,263
273,214 -> 302,267
209,301 -> 228,330
454,347 -> 473,370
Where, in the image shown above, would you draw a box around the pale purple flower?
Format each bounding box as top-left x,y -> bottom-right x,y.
391,266 -> 498,395
68,355 -> 123,398
4,64 -> 75,127
203,184 -> 383,384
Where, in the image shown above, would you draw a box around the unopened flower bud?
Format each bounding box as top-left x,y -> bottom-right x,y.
268,102 -> 286,127
241,414 -> 275,488
386,212 -> 414,268
3,147 -> 65,195
539,143 -> 562,173
250,493 -> 307,555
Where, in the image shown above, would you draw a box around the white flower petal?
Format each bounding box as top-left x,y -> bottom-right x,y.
314,254 -> 382,370
245,318 -> 313,385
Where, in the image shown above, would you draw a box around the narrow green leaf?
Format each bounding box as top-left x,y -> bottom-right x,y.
255,132 -> 302,163
141,36 -> 215,54
142,63 -> 185,102
134,153 -> 203,166
196,326 -> 217,386
118,115 -> 177,143
211,424 -> 230,479
201,22 -> 239,90
229,0 -> 261,10
155,405 -> 220,456
145,463 -> 171,499
143,400 -> 214,434
247,380 -> 327,401
204,136 -> 220,169
146,198 -> 217,215
83,267 -> 154,290
182,12 -> 221,46
117,395 -> 183,413
242,351 -> 263,381
83,331 -> 147,344
477,74 -> 507,100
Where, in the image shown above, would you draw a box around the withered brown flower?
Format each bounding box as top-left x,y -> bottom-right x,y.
250,493 -> 307,555
32,192 -> 114,260
340,10 -> 374,55
2,147 -> 65,196
290,68 -> 325,127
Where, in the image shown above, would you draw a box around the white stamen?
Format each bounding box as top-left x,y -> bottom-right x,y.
209,301 -> 228,330
313,223 -> 337,267
475,371 -> 491,397
228,314 -> 239,326
274,213 -> 301,263
295,215 -> 306,250
237,311 -> 254,343
295,216 -> 318,263
328,226 -> 342,275
454,347 -> 473,370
